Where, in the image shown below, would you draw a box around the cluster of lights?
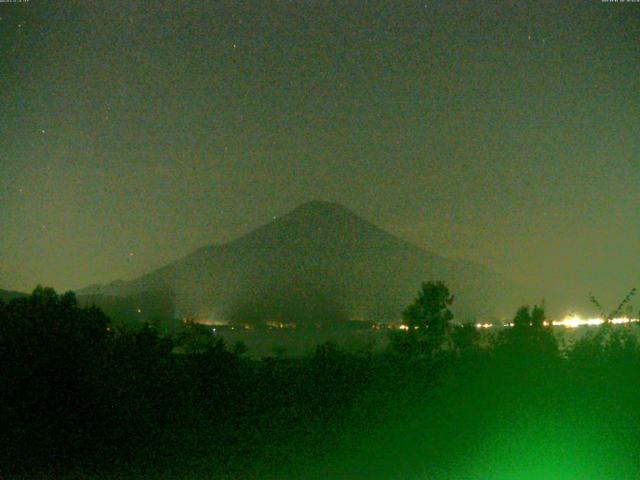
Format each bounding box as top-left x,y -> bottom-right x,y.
265,321 -> 296,330
471,315 -> 639,330
476,323 -> 493,329
191,316 -> 639,332
552,315 -> 638,329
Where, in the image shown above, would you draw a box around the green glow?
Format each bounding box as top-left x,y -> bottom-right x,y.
454,415 -> 638,480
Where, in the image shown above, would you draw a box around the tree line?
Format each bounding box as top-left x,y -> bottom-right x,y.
1,283 -> 639,479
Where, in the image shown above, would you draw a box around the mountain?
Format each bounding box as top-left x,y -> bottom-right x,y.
78,201 -> 518,324
0,289 -> 28,303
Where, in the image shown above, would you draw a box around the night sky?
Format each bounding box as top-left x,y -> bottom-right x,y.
1,1 -> 638,313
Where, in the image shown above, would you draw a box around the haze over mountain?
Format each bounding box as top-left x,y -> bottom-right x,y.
78,201 -> 520,324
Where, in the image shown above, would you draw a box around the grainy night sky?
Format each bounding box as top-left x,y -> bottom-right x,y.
1,1 -> 638,313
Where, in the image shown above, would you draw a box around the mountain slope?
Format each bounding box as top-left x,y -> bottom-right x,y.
0,289 -> 28,303
78,201 -> 516,323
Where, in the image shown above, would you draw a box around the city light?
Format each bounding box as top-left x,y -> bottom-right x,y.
553,315 -> 638,329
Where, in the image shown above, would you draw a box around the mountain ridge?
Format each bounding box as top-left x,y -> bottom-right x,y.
0,289 -> 28,303
77,201 -> 517,323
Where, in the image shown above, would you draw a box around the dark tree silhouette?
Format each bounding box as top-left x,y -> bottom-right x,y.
589,288 -> 636,322
0,286 -> 111,470
398,281 -> 454,356
452,322 -> 481,356
497,304 -> 558,362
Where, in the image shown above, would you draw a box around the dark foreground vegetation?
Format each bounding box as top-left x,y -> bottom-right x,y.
1,284 -> 640,479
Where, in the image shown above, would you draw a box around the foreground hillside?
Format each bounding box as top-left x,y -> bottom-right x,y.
2,287 -> 640,479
